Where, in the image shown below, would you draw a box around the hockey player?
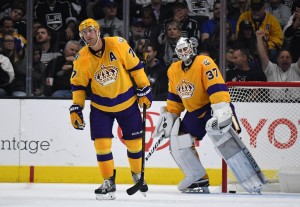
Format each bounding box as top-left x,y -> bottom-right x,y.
153,37 -> 266,193
69,18 -> 152,200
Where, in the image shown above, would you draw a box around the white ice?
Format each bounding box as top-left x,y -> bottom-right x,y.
1,183 -> 300,207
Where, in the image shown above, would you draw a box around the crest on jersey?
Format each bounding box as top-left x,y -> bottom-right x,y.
176,79 -> 195,99
94,64 -> 118,86
46,13 -> 62,31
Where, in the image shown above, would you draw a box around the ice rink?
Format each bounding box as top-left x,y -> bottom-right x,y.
1,183 -> 300,207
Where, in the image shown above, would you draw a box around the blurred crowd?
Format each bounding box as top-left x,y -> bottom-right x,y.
0,0 -> 300,100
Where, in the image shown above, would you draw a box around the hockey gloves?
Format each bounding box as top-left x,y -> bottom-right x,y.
69,104 -> 85,130
206,102 -> 232,135
136,86 -> 153,109
152,106 -> 178,138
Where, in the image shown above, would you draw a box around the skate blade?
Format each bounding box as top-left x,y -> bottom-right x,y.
96,192 -> 116,200
140,191 -> 147,197
182,187 -> 210,194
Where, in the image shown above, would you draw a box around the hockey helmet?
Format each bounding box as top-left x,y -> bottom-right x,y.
79,18 -> 100,36
175,37 -> 197,62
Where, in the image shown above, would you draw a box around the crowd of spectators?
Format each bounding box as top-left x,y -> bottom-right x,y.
0,0 -> 300,99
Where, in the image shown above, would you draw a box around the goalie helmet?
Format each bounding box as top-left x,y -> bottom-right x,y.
175,37 -> 198,65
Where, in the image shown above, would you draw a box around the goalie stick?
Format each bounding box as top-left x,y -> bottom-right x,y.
145,133 -> 166,161
126,104 -> 147,195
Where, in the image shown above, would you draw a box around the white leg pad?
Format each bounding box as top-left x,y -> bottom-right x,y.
170,118 -> 206,191
207,127 -> 267,193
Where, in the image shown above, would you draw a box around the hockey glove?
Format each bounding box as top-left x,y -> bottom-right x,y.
152,106 -> 178,138
69,104 -> 85,130
136,86 -> 153,109
205,102 -> 232,135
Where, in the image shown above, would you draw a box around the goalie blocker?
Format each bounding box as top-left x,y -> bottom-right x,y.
207,127 -> 267,193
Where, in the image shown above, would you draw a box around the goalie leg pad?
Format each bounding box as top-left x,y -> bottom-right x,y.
207,127 -> 267,193
170,118 -> 207,191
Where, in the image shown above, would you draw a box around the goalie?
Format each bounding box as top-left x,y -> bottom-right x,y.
153,37 -> 266,193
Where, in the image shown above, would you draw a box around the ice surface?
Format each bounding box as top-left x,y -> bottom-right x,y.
0,183 -> 300,207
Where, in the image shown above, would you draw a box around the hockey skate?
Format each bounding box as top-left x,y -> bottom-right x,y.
132,172 -> 148,196
181,176 -> 210,194
95,170 -> 116,200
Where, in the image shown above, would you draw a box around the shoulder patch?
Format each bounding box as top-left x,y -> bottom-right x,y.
203,58 -> 210,66
74,53 -> 80,60
118,37 -> 125,42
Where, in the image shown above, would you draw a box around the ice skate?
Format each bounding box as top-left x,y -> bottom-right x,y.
132,172 -> 148,196
95,170 -> 116,200
182,177 -> 210,194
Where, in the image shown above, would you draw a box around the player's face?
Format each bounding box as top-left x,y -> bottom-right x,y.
81,27 -> 98,45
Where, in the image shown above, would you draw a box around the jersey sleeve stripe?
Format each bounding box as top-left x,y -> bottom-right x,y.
128,62 -> 144,72
207,84 -> 228,96
167,92 -> 182,103
91,86 -> 135,107
71,84 -> 87,92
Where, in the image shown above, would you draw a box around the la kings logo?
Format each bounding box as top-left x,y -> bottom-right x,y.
94,64 -> 118,86
176,79 -> 195,99
46,13 -> 62,30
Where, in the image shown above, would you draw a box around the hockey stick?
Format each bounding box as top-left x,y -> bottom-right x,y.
126,104 -> 147,195
145,133 -> 166,161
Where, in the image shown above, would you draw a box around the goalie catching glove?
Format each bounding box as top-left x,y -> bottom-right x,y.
152,106 -> 178,138
69,104 -> 85,130
136,86 -> 152,109
206,102 -> 232,135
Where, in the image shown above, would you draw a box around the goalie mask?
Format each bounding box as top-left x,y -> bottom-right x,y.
175,37 -> 198,65
79,18 -> 101,47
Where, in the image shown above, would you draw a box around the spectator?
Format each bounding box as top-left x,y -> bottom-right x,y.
34,26 -> 62,66
256,29 -> 300,81
135,38 -> 149,62
1,33 -> 22,66
0,54 -> 14,96
96,0 -> 124,38
283,3 -> 300,62
32,19 -> 43,44
201,1 -> 236,44
228,0 -> 251,23
13,45 -> 47,97
140,7 -> 161,47
161,0 -> 200,41
235,19 -> 257,58
86,0 -> 123,20
8,3 -> 26,38
265,0 -> 291,29
159,21 -> 182,67
236,0 -> 283,62
0,16 -> 26,57
201,21 -> 234,65
145,42 -> 168,100
34,0 -> 77,50
226,47 -> 267,81
128,18 -> 146,51
45,40 -> 81,98
137,0 -> 172,26
188,0 -> 215,20
234,19 -> 262,71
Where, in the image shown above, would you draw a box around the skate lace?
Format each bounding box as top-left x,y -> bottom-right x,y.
99,179 -> 114,193
132,173 -> 141,183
